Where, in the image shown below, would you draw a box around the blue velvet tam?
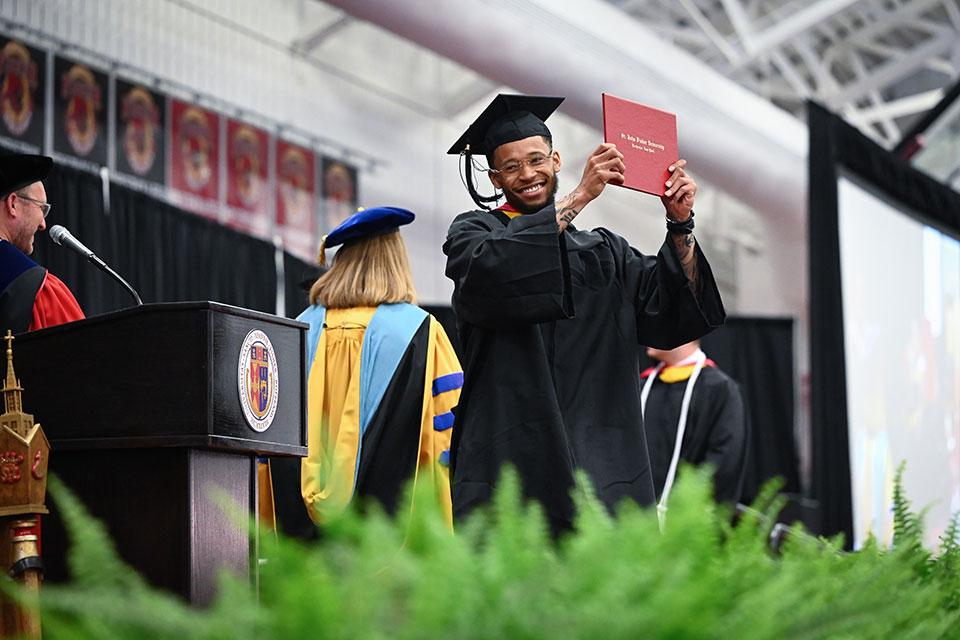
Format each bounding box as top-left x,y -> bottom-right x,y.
317,206 -> 415,265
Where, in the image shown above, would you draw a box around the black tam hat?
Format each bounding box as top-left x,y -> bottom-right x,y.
0,154 -> 52,199
449,94 -> 563,209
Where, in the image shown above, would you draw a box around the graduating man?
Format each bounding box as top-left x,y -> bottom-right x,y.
0,154 -> 84,333
443,94 -> 725,534
641,340 -> 748,513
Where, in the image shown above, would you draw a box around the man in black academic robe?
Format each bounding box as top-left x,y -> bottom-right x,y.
442,94 -> 725,534
641,342 -> 748,505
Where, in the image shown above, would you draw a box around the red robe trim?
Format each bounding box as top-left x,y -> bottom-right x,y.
29,272 -> 85,331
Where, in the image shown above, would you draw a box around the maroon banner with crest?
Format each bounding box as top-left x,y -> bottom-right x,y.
115,78 -> 165,185
321,156 -> 358,233
169,99 -> 219,213
224,119 -> 269,237
0,37 -> 45,152
276,139 -> 317,261
53,55 -> 107,165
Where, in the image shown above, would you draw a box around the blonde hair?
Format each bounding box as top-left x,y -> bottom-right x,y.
309,231 -> 417,308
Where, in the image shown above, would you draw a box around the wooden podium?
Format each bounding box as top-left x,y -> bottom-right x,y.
10,302 -> 308,606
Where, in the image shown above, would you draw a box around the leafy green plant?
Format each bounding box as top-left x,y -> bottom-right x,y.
4,465 -> 958,639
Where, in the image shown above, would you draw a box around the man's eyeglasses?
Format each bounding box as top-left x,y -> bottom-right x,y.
491,153 -> 552,177
16,193 -> 51,218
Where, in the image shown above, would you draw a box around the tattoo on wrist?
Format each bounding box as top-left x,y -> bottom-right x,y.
556,190 -> 581,229
671,233 -> 700,295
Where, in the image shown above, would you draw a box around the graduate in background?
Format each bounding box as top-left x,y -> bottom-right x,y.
298,206 -> 462,528
0,154 -> 84,332
641,340 -> 749,515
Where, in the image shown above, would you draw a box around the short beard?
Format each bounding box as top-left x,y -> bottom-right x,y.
11,226 -> 35,255
506,173 -> 560,215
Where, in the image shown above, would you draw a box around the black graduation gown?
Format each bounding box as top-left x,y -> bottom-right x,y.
442,205 -> 725,534
642,365 -> 749,504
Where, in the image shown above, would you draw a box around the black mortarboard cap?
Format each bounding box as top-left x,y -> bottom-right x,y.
316,206 -> 415,265
448,94 -> 564,156
0,154 -> 52,199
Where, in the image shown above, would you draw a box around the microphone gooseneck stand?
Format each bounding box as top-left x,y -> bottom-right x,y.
48,225 -> 143,307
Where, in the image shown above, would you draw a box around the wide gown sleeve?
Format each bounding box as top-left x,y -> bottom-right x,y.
419,317 -> 463,528
609,230 -> 725,350
442,207 -> 574,328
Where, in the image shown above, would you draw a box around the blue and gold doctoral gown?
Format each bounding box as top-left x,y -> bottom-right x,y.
443,203 -> 725,535
297,302 -> 462,528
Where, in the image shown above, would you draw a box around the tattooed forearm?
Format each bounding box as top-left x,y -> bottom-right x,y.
555,190 -> 582,232
671,232 -> 700,296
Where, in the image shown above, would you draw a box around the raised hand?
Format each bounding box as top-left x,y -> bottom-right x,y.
660,159 -> 696,221
579,143 -> 626,200
556,143 -> 626,232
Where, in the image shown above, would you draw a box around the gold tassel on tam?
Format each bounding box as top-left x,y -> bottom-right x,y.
317,235 -> 328,267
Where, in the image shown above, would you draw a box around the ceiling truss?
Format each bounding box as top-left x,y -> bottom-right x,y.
607,0 -> 960,147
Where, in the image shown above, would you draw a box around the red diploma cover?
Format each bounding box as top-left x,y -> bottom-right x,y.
602,93 -> 678,196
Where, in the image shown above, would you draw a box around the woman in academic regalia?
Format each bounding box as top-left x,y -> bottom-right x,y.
297,207 -> 462,528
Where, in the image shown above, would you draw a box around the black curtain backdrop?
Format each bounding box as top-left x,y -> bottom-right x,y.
31,162 -> 279,315
807,101 -> 960,547
284,253 -> 321,319
701,318 -> 799,502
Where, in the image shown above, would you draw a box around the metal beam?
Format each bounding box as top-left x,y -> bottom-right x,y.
292,14 -> 352,54
851,40 -> 956,76
719,0 -> 755,46
847,88 -> 946,122
946,0 -> 960,31
768,48 -> 813,99
794,34 -> 840,98
677,0 -> 743,64
733,0 -> 862,64
834,0 -> 946,47
829,32 -> 957,107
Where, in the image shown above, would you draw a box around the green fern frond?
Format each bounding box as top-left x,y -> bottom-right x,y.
24,462 -> 960,639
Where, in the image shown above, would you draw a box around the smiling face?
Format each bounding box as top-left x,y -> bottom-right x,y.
488,136 -> 561,214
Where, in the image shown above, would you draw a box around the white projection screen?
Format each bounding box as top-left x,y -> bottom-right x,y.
837,174 -> 960,549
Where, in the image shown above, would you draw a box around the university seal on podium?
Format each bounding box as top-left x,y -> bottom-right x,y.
237,329 -> 279,432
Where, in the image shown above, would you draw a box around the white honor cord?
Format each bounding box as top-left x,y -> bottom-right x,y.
641,350 -> 707,532
640,361 -> 665,417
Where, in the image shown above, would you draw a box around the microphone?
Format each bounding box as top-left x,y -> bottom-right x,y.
49,224 -> 101,265
49,225 -> 143,306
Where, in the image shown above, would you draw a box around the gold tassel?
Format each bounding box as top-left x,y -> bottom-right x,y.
317,235 -> 328,266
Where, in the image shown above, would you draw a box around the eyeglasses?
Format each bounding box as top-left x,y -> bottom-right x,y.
16,193 -> 51,218
491,153 -> 553,177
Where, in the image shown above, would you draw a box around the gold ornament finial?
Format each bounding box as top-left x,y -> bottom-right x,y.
3,331 -> 21,410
